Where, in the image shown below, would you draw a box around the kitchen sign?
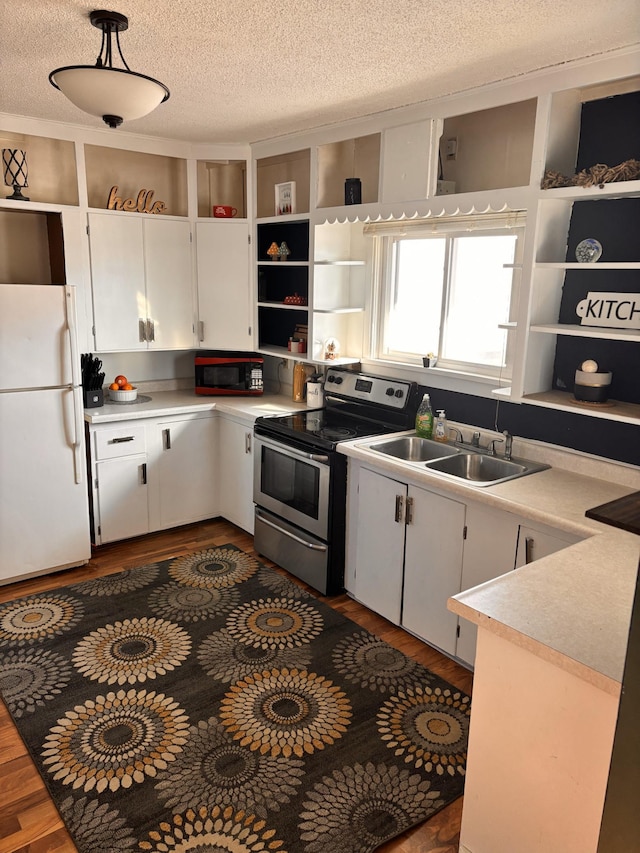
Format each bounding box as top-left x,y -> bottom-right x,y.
576,291 -> 640,329
107,186 -> 167,214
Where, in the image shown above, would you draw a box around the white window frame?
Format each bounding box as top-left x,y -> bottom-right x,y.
366,213 -> 526,381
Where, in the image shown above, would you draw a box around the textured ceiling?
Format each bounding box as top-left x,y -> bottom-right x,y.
2,0 -> 639,144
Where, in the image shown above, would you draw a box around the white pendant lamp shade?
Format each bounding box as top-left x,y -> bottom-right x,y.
50,66 -> 169,124
49,10 -> 169,129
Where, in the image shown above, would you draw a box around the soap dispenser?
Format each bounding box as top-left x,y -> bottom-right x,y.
434,410 -> 448,442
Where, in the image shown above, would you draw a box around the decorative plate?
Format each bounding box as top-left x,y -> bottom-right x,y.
575,238 -> 602,263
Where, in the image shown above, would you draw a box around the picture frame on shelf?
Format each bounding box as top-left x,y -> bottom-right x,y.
275,181 -> 296,216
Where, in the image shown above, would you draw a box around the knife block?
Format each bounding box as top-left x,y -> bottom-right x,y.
83,388 -> 104,408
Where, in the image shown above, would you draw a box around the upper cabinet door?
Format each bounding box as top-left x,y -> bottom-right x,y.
88,213 -> 146,351
196,220 -> 252,350
143,219 -> 195,350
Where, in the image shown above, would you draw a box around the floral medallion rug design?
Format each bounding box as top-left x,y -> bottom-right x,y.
0,546 -> 471,853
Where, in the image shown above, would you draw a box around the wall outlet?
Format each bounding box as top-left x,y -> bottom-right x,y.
445,137 -> 458,160
437,180 -> 457,195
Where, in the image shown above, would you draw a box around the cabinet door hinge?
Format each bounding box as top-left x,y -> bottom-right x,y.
456,624 -> 460,637
97,524 -> 101,536
248,325 -> 252,336
91,325 -> 96,337
248,234 -> 251,244
190,231 -> 193,243
86,224 -> 90,236
463,525 -> 468,540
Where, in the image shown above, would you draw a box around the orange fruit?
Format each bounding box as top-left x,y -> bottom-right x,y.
122,383 -> 134,391
109,382 -> 119,391
114,375 -> 128,387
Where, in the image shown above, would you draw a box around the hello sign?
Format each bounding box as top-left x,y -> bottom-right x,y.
107,185 -> 167,215
576,292 -> 640,329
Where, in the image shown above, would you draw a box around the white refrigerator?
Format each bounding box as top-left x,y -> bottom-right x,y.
0,284 -> 91,584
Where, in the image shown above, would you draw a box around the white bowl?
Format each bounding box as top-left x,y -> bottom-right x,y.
109,387 -> 138,402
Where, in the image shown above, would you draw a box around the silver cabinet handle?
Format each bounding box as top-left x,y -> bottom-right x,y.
245,432 -> 252,454
140,463 -> 147,485
110,435 -> 135,444
147,318 -> 155,342
198,320 -> 205,342
405,495 -> 414,525
525,536 -> 534,564
395,494 -> 404,523
163,428 -> 171,450
139,318 -> 147,342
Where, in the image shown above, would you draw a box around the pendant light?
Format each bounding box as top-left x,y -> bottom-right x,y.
49,10 -> 170,129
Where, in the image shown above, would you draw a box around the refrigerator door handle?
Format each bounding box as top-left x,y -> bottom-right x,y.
65,287 -> 84,486
65,287 -> 81,388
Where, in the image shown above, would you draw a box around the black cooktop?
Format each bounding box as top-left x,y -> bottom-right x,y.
254,407 -> 399,451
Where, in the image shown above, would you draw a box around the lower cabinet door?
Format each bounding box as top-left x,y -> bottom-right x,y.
218,416 -> 254,533
402,486 -> 466,657
352,467 -> 406,625
97,456 -> 149,543
152,416 -> 218,530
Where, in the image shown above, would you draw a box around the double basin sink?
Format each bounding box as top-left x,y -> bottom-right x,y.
367,435 -> 549,487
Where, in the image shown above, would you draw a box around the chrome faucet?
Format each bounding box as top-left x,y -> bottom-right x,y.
471,431 -> 481,448
503,430 -> 513,460
486,437 -> 504,456
448,426 -> 464,444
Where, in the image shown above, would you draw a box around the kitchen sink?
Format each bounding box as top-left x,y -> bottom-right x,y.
425,452 -> 549,486
368,435 -> 461,462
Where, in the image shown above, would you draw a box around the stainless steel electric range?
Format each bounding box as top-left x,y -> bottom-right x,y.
253,367 -> 423,595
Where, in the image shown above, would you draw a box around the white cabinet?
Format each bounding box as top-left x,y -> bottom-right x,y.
89,413 -> 217,544
350,466 -> 466,656
351,467 -> 406,624
402,486 -> 466,657
196,220 -> 252,349
149,415 -> 218,531
455,504 -> 521,666
217,415 -> 255,533
515,521 -> 581,568
97,456 -> 149,543
88,212 -> 195,351
91,423 -> 149,544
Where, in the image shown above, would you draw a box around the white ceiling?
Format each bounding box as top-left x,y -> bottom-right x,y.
2,0 -> 639,145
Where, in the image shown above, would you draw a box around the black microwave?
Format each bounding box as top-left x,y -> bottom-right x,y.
195,351 -> 264,396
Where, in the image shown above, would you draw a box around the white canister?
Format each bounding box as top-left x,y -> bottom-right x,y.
306,381 -> 324,408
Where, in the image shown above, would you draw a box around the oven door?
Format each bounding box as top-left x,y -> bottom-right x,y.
253,434 -> 330,540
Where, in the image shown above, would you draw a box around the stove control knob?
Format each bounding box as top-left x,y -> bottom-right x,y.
394,389 -> 404,398
385,387 -> 395,396
334,376 -> 343,384
327,375 -> 335,383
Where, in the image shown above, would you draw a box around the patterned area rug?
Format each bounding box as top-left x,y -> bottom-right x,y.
0,545 -> 470,853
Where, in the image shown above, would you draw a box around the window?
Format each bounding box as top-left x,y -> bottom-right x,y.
369,214 -> 524,379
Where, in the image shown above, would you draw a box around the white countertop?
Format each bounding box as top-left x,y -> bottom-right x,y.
338,434 -> 640,695
84,390 -> 308,424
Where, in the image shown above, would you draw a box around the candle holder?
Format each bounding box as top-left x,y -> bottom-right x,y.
2,149 -> 30,201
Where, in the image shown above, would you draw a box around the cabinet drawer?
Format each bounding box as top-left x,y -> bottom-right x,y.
94,425 -> 146,459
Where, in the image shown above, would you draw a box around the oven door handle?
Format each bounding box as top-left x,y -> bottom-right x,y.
256,434 -> 330,465
255,510 -> 328,552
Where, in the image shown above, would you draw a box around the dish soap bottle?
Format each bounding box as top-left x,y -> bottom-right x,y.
434,409 -> 448,442
415,393 -> 433,438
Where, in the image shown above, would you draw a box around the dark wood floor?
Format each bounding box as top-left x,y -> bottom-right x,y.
0,518 -> 473,853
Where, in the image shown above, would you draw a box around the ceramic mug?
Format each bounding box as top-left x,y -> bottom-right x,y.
213,205 -> 238,218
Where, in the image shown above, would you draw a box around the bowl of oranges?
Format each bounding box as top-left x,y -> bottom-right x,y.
108,375 -> 137,402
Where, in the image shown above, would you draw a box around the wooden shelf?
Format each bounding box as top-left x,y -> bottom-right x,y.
257,344 -> 359,366
522,390 -> 640,425
535,262 -> 640,270
530,324 -> 640,342
258,261 -> 309,267
257,301 -> 309,310
539,180 -> 640,201
314,259 -> 366,266
313,307 -> 364,314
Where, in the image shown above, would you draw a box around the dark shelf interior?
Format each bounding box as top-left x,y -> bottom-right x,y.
258,306 -> 308,349
257,265 -> 308,304
257,220 -> 309,262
